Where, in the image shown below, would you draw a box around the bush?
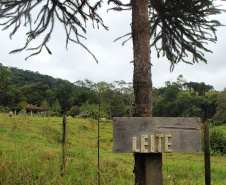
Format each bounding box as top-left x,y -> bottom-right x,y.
210,128 -> 226,155
45,111 -> 61,117
67,106 -> 80,117
202,127 -> 226,156
20,109 -> 26,115
51,111 -> 61,117
213,120 -> 225,126
0,106 -> 10,113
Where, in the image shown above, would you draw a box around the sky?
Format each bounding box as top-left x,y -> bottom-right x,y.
0,1 -> 226,91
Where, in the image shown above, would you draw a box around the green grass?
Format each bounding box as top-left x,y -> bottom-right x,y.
0,113 -> 225,184
215,123 -> 226,130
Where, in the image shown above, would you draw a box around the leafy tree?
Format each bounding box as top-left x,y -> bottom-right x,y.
14,89 -> 27,105
41,100 -> 50,110
175,91 -> 202,117
56,82 -> 74,113
0,67 -> 11,88
153,81 -> 217,118
28,91 -> 43,106
213,90 -> 226,121
197,82 -> 214,96
0,84 -> 26,109
45,89 -> 56,107
20,85 -> 32,98
51,99 -> 61,113
0,85 -> 15,107
80,102 -> 102,119
174,75 -> 186,90
79,79 -> 101,103
184,81 -> 214,96
67,105 -> 80,117
74,80 -> 99,105
18,101 -> 28,108
19,82 -> 50,106
153,84 -> 180,116
190,82 -> 200,93
74,80 -> 133,119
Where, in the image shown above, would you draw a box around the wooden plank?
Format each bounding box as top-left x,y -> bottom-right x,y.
203,120 -> 211,185
145,153 -> 163,185
61,115 -> 67,173
113,117 -> 201,153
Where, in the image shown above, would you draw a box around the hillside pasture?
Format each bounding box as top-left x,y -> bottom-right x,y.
0,113 -> 225,184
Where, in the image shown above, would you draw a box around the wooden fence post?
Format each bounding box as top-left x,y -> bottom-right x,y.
145,154 -> 163,184
134,153 -> 163,185
114,117 -> 201,185
98,93 -> 100,185
61,115 -> 67,173
203,120 -> 211,185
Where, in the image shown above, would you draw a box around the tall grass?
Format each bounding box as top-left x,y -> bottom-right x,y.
0,113 -> 225,184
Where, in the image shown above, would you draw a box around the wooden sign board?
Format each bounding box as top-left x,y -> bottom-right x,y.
113,117 -> 201,153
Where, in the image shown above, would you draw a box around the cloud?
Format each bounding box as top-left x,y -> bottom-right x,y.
0,1 -> 225,91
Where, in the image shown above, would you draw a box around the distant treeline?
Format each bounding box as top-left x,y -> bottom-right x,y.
0,64 -> 225,123
1,64 -> 68,90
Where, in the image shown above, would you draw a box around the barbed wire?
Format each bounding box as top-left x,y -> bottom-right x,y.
1,116 -> 225,162
3,137 -> 225,165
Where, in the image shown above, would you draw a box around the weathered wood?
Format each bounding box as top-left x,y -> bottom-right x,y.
145,153 -> 163,185
132,0 -> 152,117
113,117 -> 201,153
203,120 -> 211,185
131,0 -> 155,183
134,153 -> 163,185
61,115 -> 67,173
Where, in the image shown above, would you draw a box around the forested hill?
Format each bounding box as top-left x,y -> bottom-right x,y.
0,64 -> 225,126
1,64 -> 69,90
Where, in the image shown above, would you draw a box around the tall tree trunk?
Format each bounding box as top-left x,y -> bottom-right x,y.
132,0 -> 152,117
132,0 -> 163,184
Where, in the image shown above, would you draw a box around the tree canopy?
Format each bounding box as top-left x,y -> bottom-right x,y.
0,0 -> 224,67
1,64 -> 225,125
0,0 -> 107,61
109,0 -> 225,70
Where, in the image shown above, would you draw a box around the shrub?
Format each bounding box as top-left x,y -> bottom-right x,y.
20,109 -> 26,115
68,106 -> 80,117
202,127 -> 226,156
213,120 -> 225,126
210,128 -> 226,155
0,106 -> 10,113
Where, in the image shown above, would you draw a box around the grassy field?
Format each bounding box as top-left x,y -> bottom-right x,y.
0,113 -> 225,184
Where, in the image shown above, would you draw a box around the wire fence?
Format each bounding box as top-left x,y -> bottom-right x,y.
0,114 -> 225,184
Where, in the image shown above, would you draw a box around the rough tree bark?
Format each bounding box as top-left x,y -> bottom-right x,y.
132,0 -> 163,184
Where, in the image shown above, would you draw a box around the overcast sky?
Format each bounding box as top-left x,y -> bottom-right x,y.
0,1 -> 226,91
